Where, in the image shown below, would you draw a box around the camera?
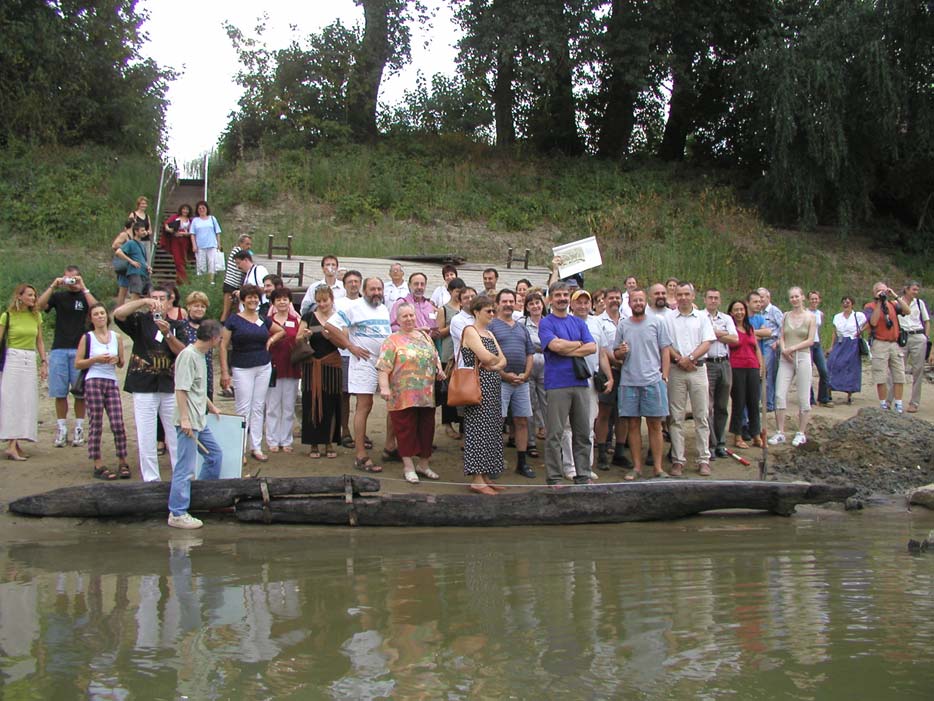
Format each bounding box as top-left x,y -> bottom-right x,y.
152,311 -> 163,321
878,292 -> 887,302
63,277 -> 77,286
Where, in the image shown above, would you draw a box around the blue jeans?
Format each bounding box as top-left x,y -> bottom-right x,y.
169,425 -> 222,516
762,342 -> 779,412
810,344 -> 831,404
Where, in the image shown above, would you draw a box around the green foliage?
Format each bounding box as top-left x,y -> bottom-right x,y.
0,0 -> 172,154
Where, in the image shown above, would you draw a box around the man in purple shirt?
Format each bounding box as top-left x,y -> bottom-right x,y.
390,272 -> 439,337
539,281 -> 596,485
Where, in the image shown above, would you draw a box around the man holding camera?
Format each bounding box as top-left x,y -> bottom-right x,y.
115,285 -> 188,481
864,282 -> 910,412
37,267 -> 97,447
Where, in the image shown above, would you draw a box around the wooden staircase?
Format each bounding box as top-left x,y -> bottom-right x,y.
151,178 -> 206,286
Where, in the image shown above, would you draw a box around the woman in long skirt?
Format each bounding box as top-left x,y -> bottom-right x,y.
297,286 -> 342,458
827,296 -> 867,404
0,284 -> 47,460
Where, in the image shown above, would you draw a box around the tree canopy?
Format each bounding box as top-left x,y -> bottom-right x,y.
0,0 -> 173,154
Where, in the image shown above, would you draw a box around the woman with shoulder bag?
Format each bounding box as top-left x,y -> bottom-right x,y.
460,295 -> 507,495
76,303 -> 130,480
189,200 -> 222,285
0,284 -> 47,460
827,296 -> 867,405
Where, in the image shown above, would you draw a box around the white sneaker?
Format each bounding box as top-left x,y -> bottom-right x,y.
791,432 -> 807,447
72,426 -> 85,447
588,471 -> 599,480
767,433 -> 786,445
167,513 -> 204,530
54,425 -> 68,448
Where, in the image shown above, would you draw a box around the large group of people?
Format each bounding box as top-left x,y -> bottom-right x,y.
1,195 -> 931,527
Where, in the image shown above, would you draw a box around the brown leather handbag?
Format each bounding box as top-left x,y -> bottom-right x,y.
447,344 -> 481,406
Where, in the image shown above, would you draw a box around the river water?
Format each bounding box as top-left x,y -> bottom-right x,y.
1,508 -> 933,699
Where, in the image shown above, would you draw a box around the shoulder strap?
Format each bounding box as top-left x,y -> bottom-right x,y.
85,332 -> 91,359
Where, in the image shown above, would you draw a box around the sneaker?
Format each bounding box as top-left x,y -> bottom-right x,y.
72,426 -> 85,447
167,513 -> 204,530
894,403 -> 904,414
791,432 -> 807,447
767,433 -> 786,445
54,425 -> 68,448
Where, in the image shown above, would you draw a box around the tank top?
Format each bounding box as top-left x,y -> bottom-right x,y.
85,330 -> 119,382
782,313 -> 811,349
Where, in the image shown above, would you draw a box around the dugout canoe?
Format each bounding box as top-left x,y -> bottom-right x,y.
235,480 -> 856,527
7,476 -> 380,518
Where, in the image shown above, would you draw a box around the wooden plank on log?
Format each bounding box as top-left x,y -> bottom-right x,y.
8,475 -> 381,518
235,481 -> 856,527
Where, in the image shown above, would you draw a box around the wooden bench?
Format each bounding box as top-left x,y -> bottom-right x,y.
506,247 -> 531,269
267,235 -> 293,260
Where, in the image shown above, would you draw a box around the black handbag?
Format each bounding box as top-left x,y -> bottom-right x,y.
71,332 -> 91,398
593,369 -> 608,393
572,355 -> 592,380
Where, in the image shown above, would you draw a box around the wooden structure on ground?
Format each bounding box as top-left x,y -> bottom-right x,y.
9,478 -> 855,526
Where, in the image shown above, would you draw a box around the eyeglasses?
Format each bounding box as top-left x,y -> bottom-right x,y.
483,308 -> 495,314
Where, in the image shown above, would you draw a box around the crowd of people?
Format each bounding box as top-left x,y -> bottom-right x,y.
0,197 -> 931,528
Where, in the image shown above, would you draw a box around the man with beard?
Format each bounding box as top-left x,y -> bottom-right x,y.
334,270 -> 363,444
594,287 -> 629,469
613,289 -> 672,478
539,281 -> 597,485
647,283 -> 675,320
327,277 -> 391,472
666,282 -> 715,476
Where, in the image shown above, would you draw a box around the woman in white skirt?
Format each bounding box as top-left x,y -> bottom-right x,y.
0,284 -> 48,460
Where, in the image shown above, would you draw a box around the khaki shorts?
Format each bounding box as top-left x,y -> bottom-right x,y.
871,339 -> 906,385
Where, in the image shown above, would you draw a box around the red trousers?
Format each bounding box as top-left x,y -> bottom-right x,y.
389,406 -> 435,459
162,235 -> 192,283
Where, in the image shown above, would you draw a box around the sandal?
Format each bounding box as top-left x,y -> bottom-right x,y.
268,446 -> 280,453
652,470 -> 669,479
527,447 -> 540,458
734,439 -> 750,449
536,428 -> 546,441
404,470 -> 420,484
364,436 -> 373,450
309,450 -> 321,459
325,450 -> 337,459
353,456 -> 383,473
415,466 -> 439,480
341,435 -> 355,449
118,463 -> 131,479
281,446 -> 294,453
382,448 -> 401,462
624,469 -> 641,481
252,451 -> 269,462
93,466 -> 117,481
444,426 -> 461,440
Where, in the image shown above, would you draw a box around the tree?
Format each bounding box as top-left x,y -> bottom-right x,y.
0,0 -> 172,153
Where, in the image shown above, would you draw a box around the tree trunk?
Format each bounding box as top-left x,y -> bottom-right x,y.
658,61 -> 695,161
532,6 -> 583,157
596,0 -> 645,158
346,0 -> 392,141
493,46 -> 516,146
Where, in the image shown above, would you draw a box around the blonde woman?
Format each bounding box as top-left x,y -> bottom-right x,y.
769,287 -> 817,447
0,284 -> 48,460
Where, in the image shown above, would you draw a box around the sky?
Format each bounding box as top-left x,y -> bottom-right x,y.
140,0 -> 458,167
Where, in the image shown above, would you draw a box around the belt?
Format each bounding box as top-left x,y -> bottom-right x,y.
908,329 -> 925,335
707,356 -> 729,362
692,359 -> 707,366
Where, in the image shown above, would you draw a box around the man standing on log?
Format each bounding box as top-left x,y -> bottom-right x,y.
168,320 -> 224,529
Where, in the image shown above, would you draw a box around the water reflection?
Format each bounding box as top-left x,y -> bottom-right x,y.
1,514 -> 934,699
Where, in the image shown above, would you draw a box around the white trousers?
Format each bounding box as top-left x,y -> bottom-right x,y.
233,364 -> 272,452
776,350 -> 812,413
132,391 -> 177,482
265,377 -> 299,447
668,365 -> 711,464
195,247 -> 217,275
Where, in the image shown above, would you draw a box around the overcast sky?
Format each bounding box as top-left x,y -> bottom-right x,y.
140,0 -> 458,165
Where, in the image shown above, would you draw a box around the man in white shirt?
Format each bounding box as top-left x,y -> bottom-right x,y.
449,287 -> 477,368
327,277 -> 391,472
300,254 -> 345,315
897,281 -> 930,412
232,250 -> 269,303
620,275 -> 638,317
666,282 -> 716,475
384,263 -> 409,306
334,269 -> 362,443
703,288 -> 738,458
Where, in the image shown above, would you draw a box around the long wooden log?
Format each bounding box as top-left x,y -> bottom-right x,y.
235,480 -> 856,527
7,476 -> 380,518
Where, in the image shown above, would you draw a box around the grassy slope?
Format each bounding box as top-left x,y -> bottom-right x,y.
0,138 -> 922,344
